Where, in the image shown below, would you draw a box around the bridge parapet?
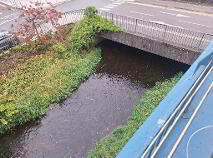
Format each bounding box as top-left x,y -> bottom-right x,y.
98,11 -> 213,52
37,9 -> 213,64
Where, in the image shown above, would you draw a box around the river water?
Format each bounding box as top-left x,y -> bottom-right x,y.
0,40 -> 189,158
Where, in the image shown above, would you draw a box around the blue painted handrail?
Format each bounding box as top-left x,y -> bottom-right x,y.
116,41 -> 213,158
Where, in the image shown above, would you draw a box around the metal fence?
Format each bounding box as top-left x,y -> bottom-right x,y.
98,10 -> 213,51
37,9 -> 213,51
37,9 -> 85,35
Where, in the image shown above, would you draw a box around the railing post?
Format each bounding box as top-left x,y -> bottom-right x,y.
198,33 -> 205,50
134,19 -> 138,33
162,25 -> 168,42
64,13 -> 68,24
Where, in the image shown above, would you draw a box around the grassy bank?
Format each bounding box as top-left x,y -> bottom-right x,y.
88,73 -> 183,158
0,7 -> 120,134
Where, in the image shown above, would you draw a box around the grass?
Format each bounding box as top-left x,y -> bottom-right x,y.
0,7 -> 121,134
87,73 -> 183,158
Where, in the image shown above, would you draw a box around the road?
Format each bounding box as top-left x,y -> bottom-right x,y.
106,1 -> 213,34
1,0 -> 213,35
0,0 -> 123,32
0,2 -> 21,31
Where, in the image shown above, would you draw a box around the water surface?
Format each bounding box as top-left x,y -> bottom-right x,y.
0,40 -> 189,158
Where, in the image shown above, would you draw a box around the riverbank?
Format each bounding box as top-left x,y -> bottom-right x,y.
0,7 -> 121,134
88,73 -> 183,158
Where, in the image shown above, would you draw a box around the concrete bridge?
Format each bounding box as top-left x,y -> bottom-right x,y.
39,9 -> 213,65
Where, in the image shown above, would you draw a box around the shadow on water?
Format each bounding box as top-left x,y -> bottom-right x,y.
0,40 -> 189,158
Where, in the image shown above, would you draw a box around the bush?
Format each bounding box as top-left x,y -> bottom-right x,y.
0,47 -> 101,133
68,7 -> 121,54
53,43 -> 66,58
0,6 -> 121,134
10,44 -> 33,53
84,6 -> 97,18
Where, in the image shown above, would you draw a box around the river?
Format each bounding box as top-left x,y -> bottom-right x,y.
0,40 -> 189,158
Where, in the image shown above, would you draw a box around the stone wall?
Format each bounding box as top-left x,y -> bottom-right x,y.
99,32 -> 201,65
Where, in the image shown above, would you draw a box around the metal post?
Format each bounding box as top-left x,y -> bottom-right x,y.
198,33 -> 205,50
135,19 -> 138,33
162,25 -> 168,42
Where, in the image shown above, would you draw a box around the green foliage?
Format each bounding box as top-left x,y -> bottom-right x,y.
84,6 -> 97,18
53,43 -> 66,58
0,47 -> 101,133
87,73 -> 183,158
69,7 -> 121,54
10,44 -> 33,53
0,6 -> 121,134
64,24 -> 74,35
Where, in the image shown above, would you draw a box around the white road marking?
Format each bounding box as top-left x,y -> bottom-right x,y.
105,6 -> 115,9
179,20 -> 211,28
160,11 -> 176,16
160,11 -> 190,18
107,4 -> 118,7
100,0 -> 126,12
100,8 -> 110,11
176,14 -> 190,18
130,11 -> 154,16
113,2 -> 124,5
150,20 -> 184,28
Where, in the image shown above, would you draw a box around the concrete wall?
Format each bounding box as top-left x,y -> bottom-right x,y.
99,32 -> 201,65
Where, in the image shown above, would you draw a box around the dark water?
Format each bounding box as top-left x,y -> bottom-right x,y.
0,40 -> 189,158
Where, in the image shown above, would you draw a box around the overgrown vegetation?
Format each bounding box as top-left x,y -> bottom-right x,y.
0,7 -> 120,134
69,6 -> 121,54
88,73 -> 183,158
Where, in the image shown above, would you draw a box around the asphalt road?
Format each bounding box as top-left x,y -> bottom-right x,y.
0,0 -> 213,35
107,1 -> 213,34
0,3 -> 21,31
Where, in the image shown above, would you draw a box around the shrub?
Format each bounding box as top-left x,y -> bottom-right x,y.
53,43 -> 66,58
10,45 -> 33,53
84,6 -> 97,18
68,6 -> 121,54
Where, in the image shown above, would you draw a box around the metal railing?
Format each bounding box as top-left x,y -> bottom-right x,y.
37,9 -> 213,51
98,10 -> 213,51
37,9 -> 85,35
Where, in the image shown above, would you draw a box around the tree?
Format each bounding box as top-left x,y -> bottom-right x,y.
10,2 -> 63,42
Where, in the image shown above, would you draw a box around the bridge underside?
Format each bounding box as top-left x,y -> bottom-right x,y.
99,32 -> 200,65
